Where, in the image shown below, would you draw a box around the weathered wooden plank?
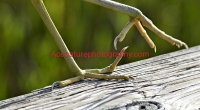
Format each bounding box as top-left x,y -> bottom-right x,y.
0,46 -> 200,110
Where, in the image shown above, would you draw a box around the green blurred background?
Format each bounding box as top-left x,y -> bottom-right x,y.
0,0 -> 200,100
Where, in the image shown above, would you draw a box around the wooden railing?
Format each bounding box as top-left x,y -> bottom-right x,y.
1,46 -> 200,110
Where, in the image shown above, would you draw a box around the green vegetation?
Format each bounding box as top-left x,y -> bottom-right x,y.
0,0 -> 199,100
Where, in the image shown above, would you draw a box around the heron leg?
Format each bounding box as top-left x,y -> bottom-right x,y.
31,0 -> 131,89
56,47 -> 131,88
114,17 -> 156,52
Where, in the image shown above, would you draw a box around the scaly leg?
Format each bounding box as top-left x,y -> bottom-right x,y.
84,0 -> 188,50
114,18 -> 156,52
84,46 -> 128,74
114,19 -> 135,50
31,0 -> 131,88
134,19 -> 156,52
32,0 -> 188,88
58,47 -> 130,87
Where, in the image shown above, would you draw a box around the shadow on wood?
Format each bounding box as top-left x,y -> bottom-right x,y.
0,46 -> 200,110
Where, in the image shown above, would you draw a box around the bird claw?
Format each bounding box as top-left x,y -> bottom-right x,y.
51,81 -> 61,91
171,39 -> 188,49
121,46 -> 129,52
114,19 -> 135,50
114,36 -> 120,50
183,43 -> 189,49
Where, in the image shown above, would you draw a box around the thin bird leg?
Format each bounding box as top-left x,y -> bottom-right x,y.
134,19 -> 156,52
114,19 -> 135,50
58,47 -> 131,87
84,47 -> 131,81
84,46 -> 129,74
32,0 -> 188,88
84,0 -> 188,49
84,73 -> 129,80
58,76 -> 83,87
114,18 -> 156,52
139,16 -> 188,49
31,0 -> 83,75
31,0 -> 131,88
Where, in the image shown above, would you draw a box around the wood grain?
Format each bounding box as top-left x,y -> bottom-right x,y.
1,46 -> 200,110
